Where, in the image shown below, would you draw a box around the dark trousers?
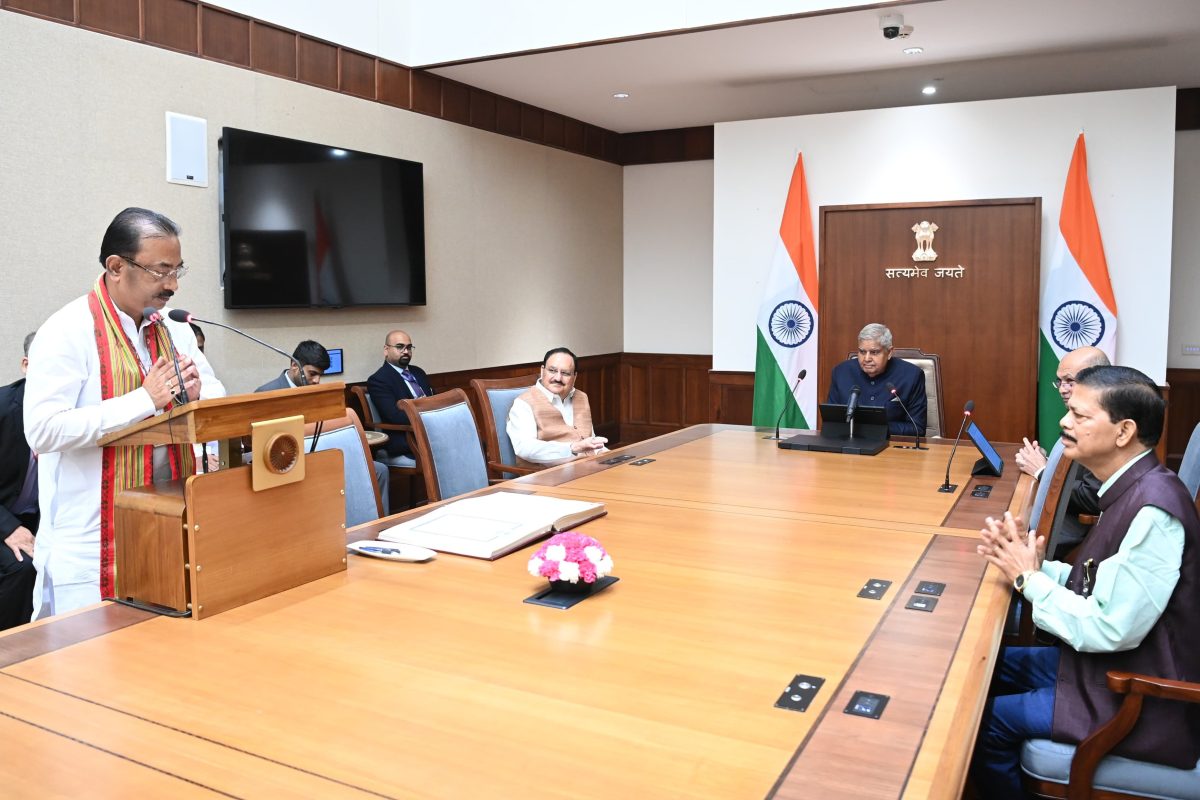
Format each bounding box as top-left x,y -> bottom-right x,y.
975,646 -> 1060,799
0,537 -> 36,630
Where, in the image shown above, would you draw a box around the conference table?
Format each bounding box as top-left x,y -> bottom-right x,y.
0,425 -> 1030,799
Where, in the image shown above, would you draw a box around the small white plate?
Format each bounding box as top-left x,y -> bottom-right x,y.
347,540 -> 437,562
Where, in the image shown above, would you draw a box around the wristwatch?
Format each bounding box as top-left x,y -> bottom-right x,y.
1014,570 -> 1036,594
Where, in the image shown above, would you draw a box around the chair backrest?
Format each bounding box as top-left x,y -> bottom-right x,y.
400,389 -> 490,502
843,347 -> 944,438
351,385 -> 384,428
469,375 -> 538,477
303,408 -> 383,527
894,348 -> 944,439
1030,439 -> 1077,551
1177,421 -> 1200,503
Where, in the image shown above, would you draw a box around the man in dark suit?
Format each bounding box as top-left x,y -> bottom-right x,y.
0,333 -> 38,630
367,330 -> 433,459
255,340 -> 330,392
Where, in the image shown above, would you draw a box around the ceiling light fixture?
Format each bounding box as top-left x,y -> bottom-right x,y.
903,46 -> 924,55
613,92 -> 630,100
921,85 -> 937,96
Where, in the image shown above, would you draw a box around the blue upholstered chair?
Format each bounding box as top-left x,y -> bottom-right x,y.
468,374 -> 542,481
351,385 -> 418,470
1177,421 -> 1200,503
303,408 -> 384,527
400,389 -> 490,502
1020,671 -> 1200,799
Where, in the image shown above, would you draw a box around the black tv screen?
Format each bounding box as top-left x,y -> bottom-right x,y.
220,127 -> 426,308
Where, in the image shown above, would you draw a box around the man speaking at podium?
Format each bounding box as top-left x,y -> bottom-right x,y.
24,208 -> 225,620
827,323 -> 926,436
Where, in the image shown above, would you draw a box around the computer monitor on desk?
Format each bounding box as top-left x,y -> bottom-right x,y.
778,403 -> 889,455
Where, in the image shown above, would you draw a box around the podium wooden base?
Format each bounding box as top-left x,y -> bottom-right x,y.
115,450 -> 347,619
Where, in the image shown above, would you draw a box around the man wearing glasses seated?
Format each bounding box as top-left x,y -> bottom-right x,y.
23,207 -> 225,619
367,330 -> 433,460
507,347 -> 607,467
827,322 -> 926,437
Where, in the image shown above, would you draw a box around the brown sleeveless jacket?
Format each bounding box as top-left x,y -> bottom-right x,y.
515,385 -> 593,467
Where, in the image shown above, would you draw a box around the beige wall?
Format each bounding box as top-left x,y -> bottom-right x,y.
0,13 -> 623,393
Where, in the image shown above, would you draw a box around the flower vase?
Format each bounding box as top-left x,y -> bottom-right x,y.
550,579 -> 594,595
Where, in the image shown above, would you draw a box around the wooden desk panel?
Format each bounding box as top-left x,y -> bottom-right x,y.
0,426 -> 1014,799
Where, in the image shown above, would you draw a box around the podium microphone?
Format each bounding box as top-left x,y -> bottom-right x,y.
144,307 -> 189,405
938,400 -> 975,493
887,382 -> 926,450
845,385 -> 861,423
167,309 -> 308,385
764,369 -> 807,440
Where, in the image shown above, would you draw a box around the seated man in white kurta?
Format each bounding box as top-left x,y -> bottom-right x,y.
506,347 -> 607,467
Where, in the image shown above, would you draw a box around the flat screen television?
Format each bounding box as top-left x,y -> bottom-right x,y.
220,127 -> 426,309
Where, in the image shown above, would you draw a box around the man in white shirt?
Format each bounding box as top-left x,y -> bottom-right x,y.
24,207 -> 225,619
506,347 -> 607,467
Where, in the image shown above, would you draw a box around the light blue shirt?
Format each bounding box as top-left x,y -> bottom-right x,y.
1022,450 -> 1184,653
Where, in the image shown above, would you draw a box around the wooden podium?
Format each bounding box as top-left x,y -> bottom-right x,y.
99,384 -> 349,620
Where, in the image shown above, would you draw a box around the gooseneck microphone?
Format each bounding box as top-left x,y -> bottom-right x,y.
845,385 -> 861,423
938,400 -> 976,493
167,309 -> 308,385
764,369 -> 808,440
144,307 -> 189,405
887,382 -> 926,450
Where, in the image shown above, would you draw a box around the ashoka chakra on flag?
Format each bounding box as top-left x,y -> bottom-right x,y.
769,300 -> 814,348
1051,300 -> 1106,350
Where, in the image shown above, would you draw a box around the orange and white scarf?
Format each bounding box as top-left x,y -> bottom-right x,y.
88,276 -> 195,598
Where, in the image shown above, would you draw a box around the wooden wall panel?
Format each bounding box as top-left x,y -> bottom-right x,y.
297,36 -> 337,89
564,118 -> 585,153
1166,368 -> 1200,470
496,96 -> 522,137
410,70 -> 441,115
440,79 -> 470,125
200,6 -> 249,67
340,49 -> 375,99
249,22 -> 295,79
4,0 -> 73,22
143,0 -> 197,54
377,61 -> 410,108
543,112 -> 565,148
469,88 -> 496,131
819,199 -> 1041,443
79,0 -> 139,38
709,371 -> 755,425
520,105 -> 543,141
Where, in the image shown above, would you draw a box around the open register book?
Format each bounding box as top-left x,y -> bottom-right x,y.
376,490 -> 607,560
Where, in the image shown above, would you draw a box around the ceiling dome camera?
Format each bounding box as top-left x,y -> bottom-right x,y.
879,13 -> 913,40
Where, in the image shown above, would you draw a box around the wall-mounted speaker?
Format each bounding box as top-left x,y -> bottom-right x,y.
165,112 -> 208,187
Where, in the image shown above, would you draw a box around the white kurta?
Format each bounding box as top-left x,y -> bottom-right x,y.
23,295 -> 225,618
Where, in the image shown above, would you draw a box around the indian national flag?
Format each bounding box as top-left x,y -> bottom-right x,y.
1037,133 -> 1118,446
752,153 -> 819,429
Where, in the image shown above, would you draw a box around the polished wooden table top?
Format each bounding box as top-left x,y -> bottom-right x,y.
0,425 -> 1027,799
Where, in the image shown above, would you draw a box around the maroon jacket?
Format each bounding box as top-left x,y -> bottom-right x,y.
1052,453 -> 1200,769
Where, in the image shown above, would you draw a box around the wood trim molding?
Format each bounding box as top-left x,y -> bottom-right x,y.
0,0 -> 623,165
2,1 -> 1196,163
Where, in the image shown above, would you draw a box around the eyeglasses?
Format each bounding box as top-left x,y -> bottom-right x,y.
387,343 -> 415,352
543,366 -> 575,378
122,255 -> 189,280
1052,377 -> 1076,390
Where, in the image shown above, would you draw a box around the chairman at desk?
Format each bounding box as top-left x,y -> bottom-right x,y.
827,322 -> 926,436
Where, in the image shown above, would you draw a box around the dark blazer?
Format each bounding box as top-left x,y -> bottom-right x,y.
0,378 -> 37,538
366,363 -> 433,458
255,371 -> 293,393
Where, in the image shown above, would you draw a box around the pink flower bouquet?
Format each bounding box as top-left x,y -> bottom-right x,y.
527,532 -> 613,584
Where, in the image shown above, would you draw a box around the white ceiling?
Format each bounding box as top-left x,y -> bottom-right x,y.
429,0 -> 1200,133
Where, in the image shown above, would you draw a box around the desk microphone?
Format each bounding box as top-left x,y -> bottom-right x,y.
144,307 -> 189,405
764,369 -> 807,440
845,385 -> 861,423
938,400 -> 975,493
167,309 -> 308,385
887,382 -> 926,450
